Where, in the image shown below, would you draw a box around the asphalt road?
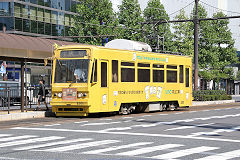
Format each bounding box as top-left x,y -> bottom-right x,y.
0,103 -> 240,160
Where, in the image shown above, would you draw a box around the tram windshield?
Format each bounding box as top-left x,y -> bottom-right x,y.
54,59 -> 89,83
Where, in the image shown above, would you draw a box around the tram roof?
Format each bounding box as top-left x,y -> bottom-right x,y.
57,44 -> 191,58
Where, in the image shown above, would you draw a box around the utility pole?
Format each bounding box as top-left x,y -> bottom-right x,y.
194,0 -> 199,91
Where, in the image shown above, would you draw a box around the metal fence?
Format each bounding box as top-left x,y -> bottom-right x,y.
0,86 -> 51,113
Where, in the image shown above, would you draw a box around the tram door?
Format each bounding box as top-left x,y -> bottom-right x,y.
100,60 -> 109,111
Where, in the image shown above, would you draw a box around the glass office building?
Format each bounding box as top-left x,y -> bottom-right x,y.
0,0 -> 80,37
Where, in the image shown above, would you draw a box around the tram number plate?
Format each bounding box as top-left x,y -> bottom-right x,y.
62,88 -> 77,101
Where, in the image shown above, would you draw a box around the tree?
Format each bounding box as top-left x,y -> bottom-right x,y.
172,9 -> 193,56
118,0 -> 143,41
197,11 -> 238,82
143,0 -> 173,51
69,0 -> 119,45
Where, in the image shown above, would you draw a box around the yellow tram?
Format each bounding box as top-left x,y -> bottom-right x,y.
51,43 -> 192,117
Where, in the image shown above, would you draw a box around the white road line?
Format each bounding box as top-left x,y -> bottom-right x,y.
165,123 -> 214,131
101,127 -> 132,132
141,115 -> 152,117
74,121 -> 88,124
122,117 -> 133,119
174,112 -> 183,114
0,134 -> 12,138
0,135 -> 37,142
152,146 -> 218,159
123,120 -> 132,123
83,142 -> 152,154
0,136 -> 64,148
158,114 -> 169,115
12,127 -> 240,143
202,110 -> 210,112
188,111 -> 197,113
44,124 -> 61,127
99,119 -> 112,121
136,119 -> 145,121
81,121 -> 121,126
196,149 -> 240,160
44,140 -> 119,152
117,144 -> 183,156
14,138 -> 92,150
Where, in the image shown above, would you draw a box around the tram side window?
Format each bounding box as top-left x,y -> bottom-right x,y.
179,65 -> 184,83
90,60 -> 97,83
101,62 -> 107,87
167,65 -> 177,83
153,64 -> 164,82
121,62 -> 135,82
186,68 -> 189,87
138,63 -> 150,82
112,60 -> 118,82
94,60 -> 97,82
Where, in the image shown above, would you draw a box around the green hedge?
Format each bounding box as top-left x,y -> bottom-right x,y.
193,90 -> 232,101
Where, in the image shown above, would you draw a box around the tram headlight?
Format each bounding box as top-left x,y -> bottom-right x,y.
78,92 -> 83,98
57,92 -> 62,98
83,93 -> 87,97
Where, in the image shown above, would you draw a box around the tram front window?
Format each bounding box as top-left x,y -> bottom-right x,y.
55,59 -> 89,83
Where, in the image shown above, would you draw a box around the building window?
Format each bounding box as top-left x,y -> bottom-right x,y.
30,0 -> 38,5
45,23 -> 51,35
65,14 -> 70,26
51,11 -> 57,24
44,9 -> 51,23
58,12 -> 64,25
121,62 -> 135,82
38,21 -> 44,34
186,68 -> 189,87
14,3 -> 22,18
15,17 -> 22,31
0,2 -> 11,16
22,5 -> 29,19
65,0 -> 71,11
112,60 -> 118,82
23,19 -> 30,32
30,20 -> 37,33
37,8 -> 44,22
30,6 -> 37,20
179,65 -> 184,83
52,24 -> 57,36
138,63 -> 150,82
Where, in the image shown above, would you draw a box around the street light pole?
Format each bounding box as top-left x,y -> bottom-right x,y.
194,0 -> 199,91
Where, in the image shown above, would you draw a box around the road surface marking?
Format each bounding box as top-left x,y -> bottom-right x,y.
196,149 -> 240,160
117,144 -> 183,156
152,146 -> 218,159
0,136 -> 64,148
14,138 -> 92,150
122,117 -> 133,119
81,121 -> 121,126
83,142 -> 152,154
12,127 -> 240,143
0,135 -> 37,142
0,134 -> 12,138
44,124 -> 61,127
74,121 -> 88,124
44,140 -> 119,152
136,119 -> 145,121
165,123 -> 214,131
99,119 -> 112,121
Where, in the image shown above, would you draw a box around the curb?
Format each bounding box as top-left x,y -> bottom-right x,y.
0,111 -> 46,122
191,100 -> 236,106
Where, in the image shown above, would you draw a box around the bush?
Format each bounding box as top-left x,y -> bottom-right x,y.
193,90 -> 232,101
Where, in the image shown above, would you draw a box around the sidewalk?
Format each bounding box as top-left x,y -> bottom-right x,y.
0,99 -> 239,122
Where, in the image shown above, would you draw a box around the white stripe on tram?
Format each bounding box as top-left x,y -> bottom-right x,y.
44,140 -> 119,152
14,138 -> 93,150
0,136 -> 64,148
152,146 -> 218,159
83,142 -> 152,154
0,135 -> 37,142
196,149 -> 240,160
117,144 -> 183,156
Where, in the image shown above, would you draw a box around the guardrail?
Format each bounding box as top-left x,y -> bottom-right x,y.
0,86 -> 51,113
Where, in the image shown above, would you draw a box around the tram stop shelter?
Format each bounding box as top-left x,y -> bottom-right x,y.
0,32 -> 78,112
